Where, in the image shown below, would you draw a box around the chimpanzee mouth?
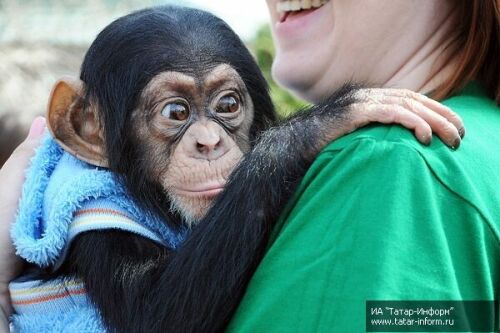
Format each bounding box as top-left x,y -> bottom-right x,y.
174,184 -> 225,198
277,0 -> 330,23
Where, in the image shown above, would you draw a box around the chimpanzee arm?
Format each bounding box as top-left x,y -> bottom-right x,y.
131,85 -> 363,332
61,231 -> 173,333
137,85 -> 363,333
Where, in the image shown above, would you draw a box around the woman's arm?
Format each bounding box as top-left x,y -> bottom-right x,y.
0,117 -> 45,320
0,306 -> 9,333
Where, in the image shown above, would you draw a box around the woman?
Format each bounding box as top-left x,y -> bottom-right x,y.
228,0 -> 499,332
1,0 -> 499,331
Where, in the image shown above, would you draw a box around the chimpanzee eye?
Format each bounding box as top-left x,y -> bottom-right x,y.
161,102 -> 189,121
216,94 -> 240,113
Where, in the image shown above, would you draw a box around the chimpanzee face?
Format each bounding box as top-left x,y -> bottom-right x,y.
131,64 -> 254,224
46,64 -> 255,226
46,6 -> 275,227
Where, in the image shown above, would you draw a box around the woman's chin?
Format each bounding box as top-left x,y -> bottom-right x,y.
272,58 -> 324,103
272,53 -> 358,104
273,58 -> 310,96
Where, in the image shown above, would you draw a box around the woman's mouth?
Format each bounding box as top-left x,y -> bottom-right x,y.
277,0 -> 330,23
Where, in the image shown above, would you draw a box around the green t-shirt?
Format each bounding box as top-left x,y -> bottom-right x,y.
228,83 -> 500,332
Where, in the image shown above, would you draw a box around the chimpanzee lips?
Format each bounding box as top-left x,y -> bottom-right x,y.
174,183 -> 225,198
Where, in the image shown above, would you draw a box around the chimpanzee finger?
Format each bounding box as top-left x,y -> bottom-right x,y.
380,96 -> 462,148
357,88 -> 465,139
393,89 -> 465,138
351,103 -> 433,145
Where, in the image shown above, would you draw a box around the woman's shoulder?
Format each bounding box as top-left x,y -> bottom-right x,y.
321,82 -> 500,179
309,86 -> 500,232
325,83 -> 499,152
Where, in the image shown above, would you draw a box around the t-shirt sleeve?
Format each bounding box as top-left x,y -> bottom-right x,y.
228,138 -> 499,333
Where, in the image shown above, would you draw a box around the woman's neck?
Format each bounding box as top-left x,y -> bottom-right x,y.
383,5 -> 459,95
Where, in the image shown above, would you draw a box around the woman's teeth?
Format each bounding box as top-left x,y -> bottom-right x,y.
277,0 -> 329,12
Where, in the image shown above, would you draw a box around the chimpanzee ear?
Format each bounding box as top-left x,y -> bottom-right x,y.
47,78 -> 109,167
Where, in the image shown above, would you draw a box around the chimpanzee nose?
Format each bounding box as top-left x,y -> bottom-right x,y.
196,136 -> 221,154
188,122 -> 229,160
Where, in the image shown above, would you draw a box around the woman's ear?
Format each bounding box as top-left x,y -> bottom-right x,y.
47,78 -> 109,167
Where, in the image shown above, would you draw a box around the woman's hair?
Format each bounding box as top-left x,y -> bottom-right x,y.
432,0 -> 499,104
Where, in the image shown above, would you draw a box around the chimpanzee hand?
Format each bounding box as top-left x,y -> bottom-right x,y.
0,117 -> 45,320
350,88 -> 465,147
256,85 -> 465,167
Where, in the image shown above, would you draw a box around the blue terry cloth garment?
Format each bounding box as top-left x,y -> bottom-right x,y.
9,134 -> 188,333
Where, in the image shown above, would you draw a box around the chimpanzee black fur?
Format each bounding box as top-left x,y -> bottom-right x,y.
53,6 -> 359,333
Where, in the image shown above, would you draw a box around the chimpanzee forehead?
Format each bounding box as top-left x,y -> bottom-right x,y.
140,64 -> 247,100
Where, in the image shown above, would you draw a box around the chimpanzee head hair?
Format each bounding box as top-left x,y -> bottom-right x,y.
77,6 -> 275,225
